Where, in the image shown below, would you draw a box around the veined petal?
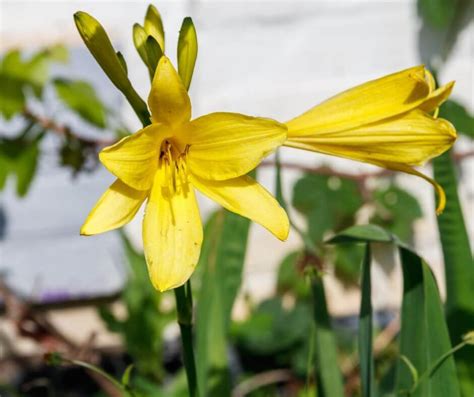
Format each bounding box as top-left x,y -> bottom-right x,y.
180,112 -> 286,180
148,56 -> 191,127
286,110 -> 456,166
143,167 -> 203,292
99,124 -> 167,190
287,65 -> 434,137
190,173 -> 289,240
81,179 -> 148,236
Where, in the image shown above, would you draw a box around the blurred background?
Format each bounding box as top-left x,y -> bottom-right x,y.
0,1 -> 472,396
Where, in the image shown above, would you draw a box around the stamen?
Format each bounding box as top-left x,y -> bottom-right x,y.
158,140 -> 189,193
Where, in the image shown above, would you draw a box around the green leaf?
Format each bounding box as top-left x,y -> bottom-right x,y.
0,153 -> 9,190
121,364 -> 134,387
74,11 -> 150,126
47,44 -> 69,63
53,79 -> 107,128
177,17 -> 198,91
292,173 -> 362,243
417,0 -> 457,29
233,297 -> 312,355
359,244 -> 375,397
144,4 -> 165,52
276,251 -> 310,298
333,243 -> 365,286
0,74 -> 25,119
439,99 -> 474,138
311,275 -> 345,397
396,247 -> 461,397
0,47 -> 60,117
0,132 -> 41,198
433,150 -> 474,395
327,224 -> 393,245
371,184 -> 423,243
14,139 -> 39,197
195,205 -> 251,397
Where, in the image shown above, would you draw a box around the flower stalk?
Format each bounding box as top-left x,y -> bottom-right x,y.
175,281 -> 199,397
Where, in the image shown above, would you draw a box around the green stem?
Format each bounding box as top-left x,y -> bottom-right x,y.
67,358 -> 129,395
124,88 -> 151,128
174,281 -> 199,397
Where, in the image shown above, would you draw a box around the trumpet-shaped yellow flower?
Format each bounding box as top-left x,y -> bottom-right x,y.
81,56 -> 289,291
285,66 -> 456,214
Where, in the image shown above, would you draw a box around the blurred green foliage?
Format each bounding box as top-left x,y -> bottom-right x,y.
53,78 -> 107,128
0,44 -> 125,195
99,233 -> 174,383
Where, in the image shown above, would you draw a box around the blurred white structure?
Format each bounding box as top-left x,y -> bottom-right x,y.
0,0 -> 472,315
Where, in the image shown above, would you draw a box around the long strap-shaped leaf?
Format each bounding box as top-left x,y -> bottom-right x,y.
433,150 -> 474,395
397,247 -> 460,397
195,207 -> 251,396
359,244 -> 375,397
311,275 -> 345,397
328,224 -> 462,396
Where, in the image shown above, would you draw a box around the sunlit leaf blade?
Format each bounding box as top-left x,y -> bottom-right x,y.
74,11 -> 150,126
433,149 -> 474,395
177,17 -> 198,90
329,224 -> 464,395
121,364 -> 134,387
359,244 -> 375,397
311,276 -> 345,397
195,205 -> 251,396
396,247 -> 460,397
144,4 -> 165,52
53,79 -> 107,128
326,224 -> 393,245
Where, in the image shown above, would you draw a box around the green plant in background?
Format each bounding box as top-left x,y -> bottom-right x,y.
98,233 -> 174,384
0,43 -> 126,196
418,0 -> 474,394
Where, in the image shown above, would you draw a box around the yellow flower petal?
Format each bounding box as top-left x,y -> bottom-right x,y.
191,173 -> 289,240
148,56 -> 191,127
287,65 -> 433,137
286,110 -> 456,166
380,163 -> 446,215
80,179 -> 148,236
419,81 -> 454,113
143,167 -> 203,292
180,112 -> 286,180
99,124 -> 167,190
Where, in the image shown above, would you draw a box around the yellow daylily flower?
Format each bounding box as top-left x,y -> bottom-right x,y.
285,66 -> 456,214
81,56 -> 289,292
